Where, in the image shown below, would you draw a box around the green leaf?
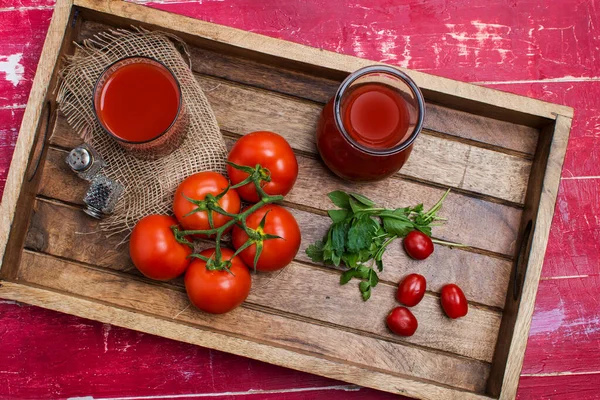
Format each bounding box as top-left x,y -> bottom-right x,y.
375,258 -> 383,271
347,215 -> 375,252
412,203 -> 424,213
305,241 -> 324,262
331,252 -> 341,266
383,216 -> 414,237
350,192 -> 375,207
328,209 -> 349,223
331,221 -> 349,256
357,265 -> 371,279
361,288 -> 371,301
328,191 -> 351,209
342,252 -> 359,268
340,269 -> 358,285
368,269 -> 379,287
359,281 -> 370,293
349,198 -> 369,214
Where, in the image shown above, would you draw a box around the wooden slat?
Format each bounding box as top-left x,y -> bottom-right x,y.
79,20 -> 540,156
25,198 -> 502,362
194,75 -> 531,204
48,119 -> 522,257
28,196 -> 511,310
0,282 -> 490,400
16,250 -> 491,394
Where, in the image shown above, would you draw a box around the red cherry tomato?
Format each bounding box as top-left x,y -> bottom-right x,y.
232,204 -> 301,272
129,215 -> 191,281
173,171 -> 241,237
386,307 -> 418,336
440,284 -> 468,319
227,131 -> 298,203
403,230 -> 434,260
184,248 -> 252,314
397,273 -> 426,307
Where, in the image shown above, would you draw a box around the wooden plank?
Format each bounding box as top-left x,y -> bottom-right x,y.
15,251 -> 492,394
518,373 -> 600,400
73,0 -> 574,124
25,198 -> 502,362
78,20 -> 540,156
28,197 -> 511,310
0,281 -> 490,400
41,138 -> 522,257
488,115 -> 572,399
193,74 -> 531,204
0,0 -> 74,275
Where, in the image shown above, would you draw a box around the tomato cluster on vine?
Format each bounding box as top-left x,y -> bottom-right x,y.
129,131 -> 301,314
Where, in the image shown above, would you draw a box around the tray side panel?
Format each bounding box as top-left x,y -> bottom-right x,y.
0,0 -> 75,277
0,281 -> 491,400
487,115 -> 572,398
73,0 -> 573,124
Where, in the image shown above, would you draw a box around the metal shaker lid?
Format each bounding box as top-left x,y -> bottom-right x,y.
67,147 -> 92,172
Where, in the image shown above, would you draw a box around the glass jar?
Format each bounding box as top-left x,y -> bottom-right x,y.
93,56 -> 187,160
316,65 -> 425,182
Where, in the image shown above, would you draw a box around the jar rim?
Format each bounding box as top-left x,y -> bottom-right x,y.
92,55 -> 183,145
333,65 -> 425,156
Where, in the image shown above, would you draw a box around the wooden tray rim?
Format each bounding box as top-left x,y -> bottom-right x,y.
0,1 -> 574,399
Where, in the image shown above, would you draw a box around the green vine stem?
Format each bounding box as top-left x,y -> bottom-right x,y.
172,161 -> 284,272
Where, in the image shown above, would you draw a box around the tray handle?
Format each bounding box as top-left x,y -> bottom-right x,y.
26,101 -> 52,182
513,219 -> 533,301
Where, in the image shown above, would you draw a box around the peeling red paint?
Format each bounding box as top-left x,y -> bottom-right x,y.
0,1 -> 599,399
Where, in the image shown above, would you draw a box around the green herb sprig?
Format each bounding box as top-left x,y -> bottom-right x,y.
306,189 -> 459,301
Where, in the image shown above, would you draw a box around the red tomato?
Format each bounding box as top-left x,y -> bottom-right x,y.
440,284 -> 468,319
386,307 -> 418,336
227,131 -> 298,202
403,230 -> 434,260
232,204 -> 301,272
397,273 -> 426,307
184,248 -> 252,314
129,215 -> 191,281
173,171 -> 241,236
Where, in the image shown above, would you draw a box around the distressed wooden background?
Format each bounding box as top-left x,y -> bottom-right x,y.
0,0 -> 599,399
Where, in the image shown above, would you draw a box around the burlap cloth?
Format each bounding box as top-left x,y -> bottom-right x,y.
57,28 -> 227,236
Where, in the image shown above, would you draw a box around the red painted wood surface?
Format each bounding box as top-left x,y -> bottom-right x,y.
0,0 -> 598,399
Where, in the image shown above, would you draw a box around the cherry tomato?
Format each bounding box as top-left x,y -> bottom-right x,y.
397,273 -> 426,307
440,284 -> 468,319
232,204 -> 301,272
129,215 -> 191,281
184,248 -> 252,314
173,171 -> 241,237
403,230 -> 434,260
227,131 -> 298,203
386,307 -> 418,336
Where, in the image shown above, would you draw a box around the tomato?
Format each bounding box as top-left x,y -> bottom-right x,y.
403,230 -> 434,260
232,204 -> 301,272
227,131 -> 298,203
129,215 -> 191,281
397,273 -> 426,307
440,284 -> 468,319
173,171 -> 241,236
184,248 -> 252,314
386,307 -> 418,336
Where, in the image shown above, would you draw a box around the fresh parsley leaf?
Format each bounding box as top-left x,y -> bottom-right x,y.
305,241 -> 324,262
340,269 -> 358,285
347,215 -> 375,252
331,220 -> 349,256
350,192 -> 375,207
382,215 -> 414,237
328,209 -> 349,223
368,269 -> 379,287
328,191 -> 351,209
359,281 -> 371,301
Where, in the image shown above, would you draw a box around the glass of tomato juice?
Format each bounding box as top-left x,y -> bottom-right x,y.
316,65 -> 425,181
93,56 -> 187,160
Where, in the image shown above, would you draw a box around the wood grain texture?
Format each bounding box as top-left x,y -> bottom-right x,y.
74,0 -> 574,122
0,281 -> 489,400
48,119 -> 523,257
0,0 -> 73,273
14,251 -> 492,394
79,19 -> 541,156
24,198 -> 502,363
492,116 -> 572,399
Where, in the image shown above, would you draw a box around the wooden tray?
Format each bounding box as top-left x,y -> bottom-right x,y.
0,1 -> 573,399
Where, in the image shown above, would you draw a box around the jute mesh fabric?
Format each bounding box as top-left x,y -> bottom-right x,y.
57,28 -> 227,235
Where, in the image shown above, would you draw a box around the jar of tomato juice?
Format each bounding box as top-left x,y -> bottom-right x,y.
316,65 -> 425,181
